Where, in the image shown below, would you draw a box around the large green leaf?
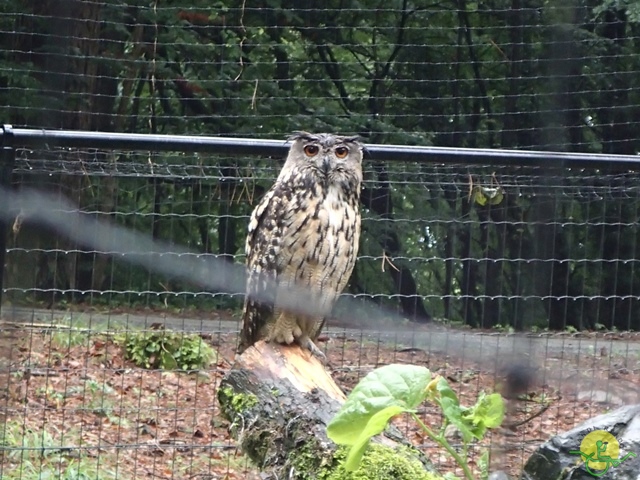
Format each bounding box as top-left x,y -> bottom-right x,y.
435,377 -> 474,443
437,378 -> 505,442
343,405 -> 408,471
462,392 -> 505,438
327,364 -> 432,445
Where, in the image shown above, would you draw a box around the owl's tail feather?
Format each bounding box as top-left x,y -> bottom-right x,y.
238,303 -> 263,354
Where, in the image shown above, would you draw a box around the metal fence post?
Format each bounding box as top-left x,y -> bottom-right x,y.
0,124 -> 15,316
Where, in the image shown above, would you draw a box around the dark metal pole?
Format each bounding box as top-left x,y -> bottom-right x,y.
0,125 -> 15,316
3,125 -> 640,169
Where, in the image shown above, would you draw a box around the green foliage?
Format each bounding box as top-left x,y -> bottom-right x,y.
327,364 -> 505,480
323,445 -> 443,480
51,327 -> 88,350
0,420 -> 117,480
49,316 -> 106,350
471,185 -> 504,207
593,0 -> 640,22
326,364 -> 433,467
218,386 -> 258,414
3,0 -> 640,332
121,330 -> 216,371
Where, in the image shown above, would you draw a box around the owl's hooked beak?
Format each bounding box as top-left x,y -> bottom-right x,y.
321,155 -> 332,176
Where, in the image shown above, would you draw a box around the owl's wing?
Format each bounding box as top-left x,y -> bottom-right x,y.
239,185 -> 289,351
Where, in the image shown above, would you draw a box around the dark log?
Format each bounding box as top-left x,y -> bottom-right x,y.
217,341 -> 440,479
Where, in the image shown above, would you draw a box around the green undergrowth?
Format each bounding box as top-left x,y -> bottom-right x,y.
43,315 -> 217,372
324,445 -> 443,480
118,329 -> 217,371
0,420 -> 117,480
327,364 -> 505,480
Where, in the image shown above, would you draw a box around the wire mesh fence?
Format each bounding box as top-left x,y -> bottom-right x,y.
1,134 -> 640,479
1,0 -> 640,478
1,2 -> 639,152
5,142 -> 640,331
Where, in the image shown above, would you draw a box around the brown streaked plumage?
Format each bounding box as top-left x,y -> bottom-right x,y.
239,132 -> 364,360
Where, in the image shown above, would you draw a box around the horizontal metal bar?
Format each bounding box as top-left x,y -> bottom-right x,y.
5,125 -> 290,157
4,125 -> 640,168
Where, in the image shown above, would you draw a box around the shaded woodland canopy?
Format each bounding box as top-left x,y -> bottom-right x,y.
1,0 -> 640,331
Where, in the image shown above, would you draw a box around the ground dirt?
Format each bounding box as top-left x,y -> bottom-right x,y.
1,309 -> 639,479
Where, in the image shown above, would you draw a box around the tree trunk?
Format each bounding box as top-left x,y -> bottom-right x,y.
360,165 -> 432,323
460,197 -> 480,326
476,204 -> 503,329
6,0 -> 117,303
218,341 -> 438,479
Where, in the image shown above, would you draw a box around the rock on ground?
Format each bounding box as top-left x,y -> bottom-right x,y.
521,404 -> 640,480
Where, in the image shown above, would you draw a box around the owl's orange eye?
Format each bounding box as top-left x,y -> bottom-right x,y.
303,145 -> 319,157
334,146 -> 349,159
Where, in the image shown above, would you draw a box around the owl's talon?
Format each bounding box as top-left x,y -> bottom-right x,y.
267,331 -> 294,345
299,336 -> 327,364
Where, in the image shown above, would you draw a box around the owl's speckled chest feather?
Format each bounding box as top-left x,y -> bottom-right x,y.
240,131 -> 363,353
283,185 -> 360,267
279,182 -> 360,289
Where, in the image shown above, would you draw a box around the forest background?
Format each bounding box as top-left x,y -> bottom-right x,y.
1,0 -> 640,332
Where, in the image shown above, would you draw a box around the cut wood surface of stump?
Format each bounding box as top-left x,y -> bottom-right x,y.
217,341 -> 441,479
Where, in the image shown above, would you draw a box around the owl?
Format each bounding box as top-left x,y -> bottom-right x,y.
238,132 -> 364,360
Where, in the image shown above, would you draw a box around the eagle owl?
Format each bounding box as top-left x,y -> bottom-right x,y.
239,132 -> 363,360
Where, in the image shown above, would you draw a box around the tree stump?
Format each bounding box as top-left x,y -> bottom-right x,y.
217,341 -> 441,479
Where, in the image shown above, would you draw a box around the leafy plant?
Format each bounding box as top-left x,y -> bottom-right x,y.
49,316 -> 91,349
0,420 -> 117,480
83,379 -> 116,417
121,330 -> 216,371
326,364 -> 505,480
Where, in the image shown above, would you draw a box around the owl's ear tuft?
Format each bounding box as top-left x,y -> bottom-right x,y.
341,135 -> 361,144
287,131 -> 317,142
342,136 -> 363,153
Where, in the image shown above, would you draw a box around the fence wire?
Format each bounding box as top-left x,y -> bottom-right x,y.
6,146 -> 640,331
1,2 -> 639,152
2,0 -> 640,478
1,142 -> 640,479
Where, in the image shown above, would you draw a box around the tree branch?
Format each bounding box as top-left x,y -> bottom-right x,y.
315,44 -> 353,114
458,0 -> 495,146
